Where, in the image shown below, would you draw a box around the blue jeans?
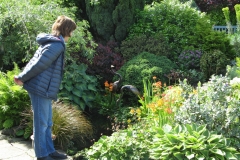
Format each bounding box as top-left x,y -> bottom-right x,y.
29,92 -> 55,158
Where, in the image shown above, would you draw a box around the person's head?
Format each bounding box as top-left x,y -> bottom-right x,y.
51,15 -> 76,41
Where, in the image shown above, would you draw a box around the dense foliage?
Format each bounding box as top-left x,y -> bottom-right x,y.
114,52 -> 176,105
116,52 -> 176,94
127,0 -> 235,74
58,62 -> 98,110
0,64 -> 30,129
119,34 -> 172,62
1,0 -> 240,158
176,75 -> 240,149
0,0 -> 96,71
75,41 -> 124,85
0,0 -> 75,69
200,50 -> 230,79
85,0 -> 145,43
74,47 -> 240,159
128,0 -> 206,60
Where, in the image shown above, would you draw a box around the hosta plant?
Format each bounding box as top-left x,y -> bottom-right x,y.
59,62 -> 98,110
150,123 -> 240,160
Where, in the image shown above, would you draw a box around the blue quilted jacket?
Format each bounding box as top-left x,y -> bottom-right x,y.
16,33 -> 66,100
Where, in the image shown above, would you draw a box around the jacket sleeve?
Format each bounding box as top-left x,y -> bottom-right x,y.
17,42 -> 64,82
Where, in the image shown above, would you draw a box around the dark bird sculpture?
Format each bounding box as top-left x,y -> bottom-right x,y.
111,65 -> 140,107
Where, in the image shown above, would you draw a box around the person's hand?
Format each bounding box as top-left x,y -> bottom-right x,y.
14,76 -> 23,86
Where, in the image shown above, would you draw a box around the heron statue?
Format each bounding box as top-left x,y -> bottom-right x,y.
110,65 -> 140,107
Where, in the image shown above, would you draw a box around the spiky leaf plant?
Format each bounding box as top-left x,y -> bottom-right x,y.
52,101 -> 94,151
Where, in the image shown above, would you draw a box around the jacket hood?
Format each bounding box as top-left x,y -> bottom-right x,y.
36,33 -> 65,46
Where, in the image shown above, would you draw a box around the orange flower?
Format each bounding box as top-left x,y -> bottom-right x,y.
155,81 -> 162,88
104,81 -> 109,87
153,76 -> 157,80
109,83 -> 113,91
165,107 -> 172,114
147,103 -> 156,112
161,93 -> 166,97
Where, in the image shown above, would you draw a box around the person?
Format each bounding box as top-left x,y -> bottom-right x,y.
14,15 -> 77,160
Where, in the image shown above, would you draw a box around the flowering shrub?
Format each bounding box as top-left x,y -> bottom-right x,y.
178,50 -> 203,70
230,77 -> 240,100
175,75 -> 240,149
75,77 -> 240,160
137,77 -> 184,127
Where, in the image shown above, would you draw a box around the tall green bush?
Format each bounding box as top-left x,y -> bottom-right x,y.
128,0 -> 206,60
188,17 -> 235,60
118,34 -> 172,62
85,0 -> 145,42
0,0 -> 96,71
200,50 -> 230,79
0,0 -> 75,68
127,0 -> 235,66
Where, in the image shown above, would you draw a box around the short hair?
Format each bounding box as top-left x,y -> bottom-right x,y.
51,15 -> 76,37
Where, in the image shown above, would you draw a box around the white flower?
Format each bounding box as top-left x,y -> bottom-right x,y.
230,77 -> 240,87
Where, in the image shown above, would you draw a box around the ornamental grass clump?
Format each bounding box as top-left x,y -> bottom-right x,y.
52,102 -> 94,151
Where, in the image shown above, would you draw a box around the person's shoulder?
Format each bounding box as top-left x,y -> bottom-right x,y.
36,33 -> 64,46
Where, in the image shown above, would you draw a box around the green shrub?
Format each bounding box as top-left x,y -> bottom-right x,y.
128,0 -> 235,65
115,52 -> 176,106
0,0 -> 96,71
75,121 -> 240,160
75,121 -> 153,160
200,50 -> 230,79
175,75 -> 240,149
150,123 -> 240,160
85,0 -> 145,42
118,34 -> 172,62
188,17 -> 235,60
229,34 -> 240,57
58,62 -> 98,110
0,0 -> 76,68
0,63 -> 30,129
128,0 -> 207,60
116,52 -> 176,93
226,57 -> 240,79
